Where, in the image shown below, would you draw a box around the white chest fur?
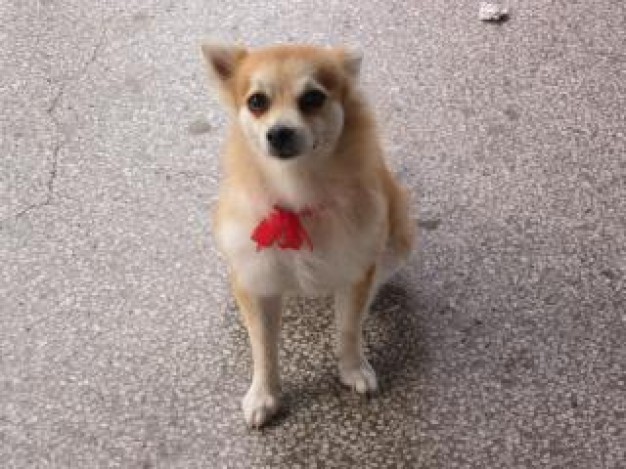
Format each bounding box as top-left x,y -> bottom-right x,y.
216,189 -> 387,296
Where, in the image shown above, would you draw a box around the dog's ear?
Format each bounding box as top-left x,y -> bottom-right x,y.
201,44 -> 247,104
201,43 -> 247,82
336,48 -> 363,79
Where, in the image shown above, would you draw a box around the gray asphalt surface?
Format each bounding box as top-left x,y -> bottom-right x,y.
1,0 -> 625,467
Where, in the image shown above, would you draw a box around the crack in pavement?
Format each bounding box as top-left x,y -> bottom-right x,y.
2,23 -> 109,225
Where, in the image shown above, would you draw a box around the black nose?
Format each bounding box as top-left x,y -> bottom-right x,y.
266,126 -> 299,158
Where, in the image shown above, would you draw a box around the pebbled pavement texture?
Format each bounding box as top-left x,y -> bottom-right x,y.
1,0 -> 624,467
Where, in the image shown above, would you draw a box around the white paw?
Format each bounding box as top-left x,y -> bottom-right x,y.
242,386 -> 280,428
339,359 -> 378,394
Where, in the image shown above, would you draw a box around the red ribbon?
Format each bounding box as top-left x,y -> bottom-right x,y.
251,205 -> 313,251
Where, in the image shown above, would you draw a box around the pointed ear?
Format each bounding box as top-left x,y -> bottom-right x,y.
336,48 -> 363,79
201,43 -> 248,85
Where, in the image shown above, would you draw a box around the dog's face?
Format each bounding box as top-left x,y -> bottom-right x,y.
202,45 -> 361,164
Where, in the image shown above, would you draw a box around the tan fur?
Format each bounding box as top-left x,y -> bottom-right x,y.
202,44 -> 415,427
335,264 -> 378,392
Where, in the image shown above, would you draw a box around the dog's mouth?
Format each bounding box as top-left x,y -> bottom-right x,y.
268,145 -> 301,159
268,140 -> 319,160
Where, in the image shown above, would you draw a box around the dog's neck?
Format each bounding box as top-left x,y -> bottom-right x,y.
259,157 -> 328,211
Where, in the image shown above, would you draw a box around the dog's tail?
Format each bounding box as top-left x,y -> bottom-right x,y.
375,167 -> 416,285
383,167 -> 416,259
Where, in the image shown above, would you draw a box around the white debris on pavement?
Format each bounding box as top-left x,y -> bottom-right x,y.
479,2 -> 509,22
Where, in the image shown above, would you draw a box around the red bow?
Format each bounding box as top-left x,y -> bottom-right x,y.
251,205 -> 313,251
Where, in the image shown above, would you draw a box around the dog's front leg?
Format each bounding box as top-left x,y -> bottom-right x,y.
334,265 -> 379,394
232,279 -> 282,428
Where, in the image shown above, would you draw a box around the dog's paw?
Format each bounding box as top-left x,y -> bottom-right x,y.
339,359 -> 378,394
242,386 -> 280,428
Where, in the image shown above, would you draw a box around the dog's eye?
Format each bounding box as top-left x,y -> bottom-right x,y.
247,93 -> 270,114
299,90 -> 326,112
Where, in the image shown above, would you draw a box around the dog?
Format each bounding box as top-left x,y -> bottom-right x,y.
201,44 -> 415,427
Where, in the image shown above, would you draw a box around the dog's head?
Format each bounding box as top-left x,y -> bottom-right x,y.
202,44 -> 362,163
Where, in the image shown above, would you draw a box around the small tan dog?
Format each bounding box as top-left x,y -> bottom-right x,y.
201,44 -> 414,427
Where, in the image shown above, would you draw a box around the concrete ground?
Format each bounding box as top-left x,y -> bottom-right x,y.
1,0 -> 624,467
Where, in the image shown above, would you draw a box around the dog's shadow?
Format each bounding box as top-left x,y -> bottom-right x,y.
281,277 -> 428,418
367,279 -> 428,393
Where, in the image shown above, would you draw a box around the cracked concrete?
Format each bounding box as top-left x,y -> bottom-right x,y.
4,18 -> 109,223
1,0 -> 625,468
